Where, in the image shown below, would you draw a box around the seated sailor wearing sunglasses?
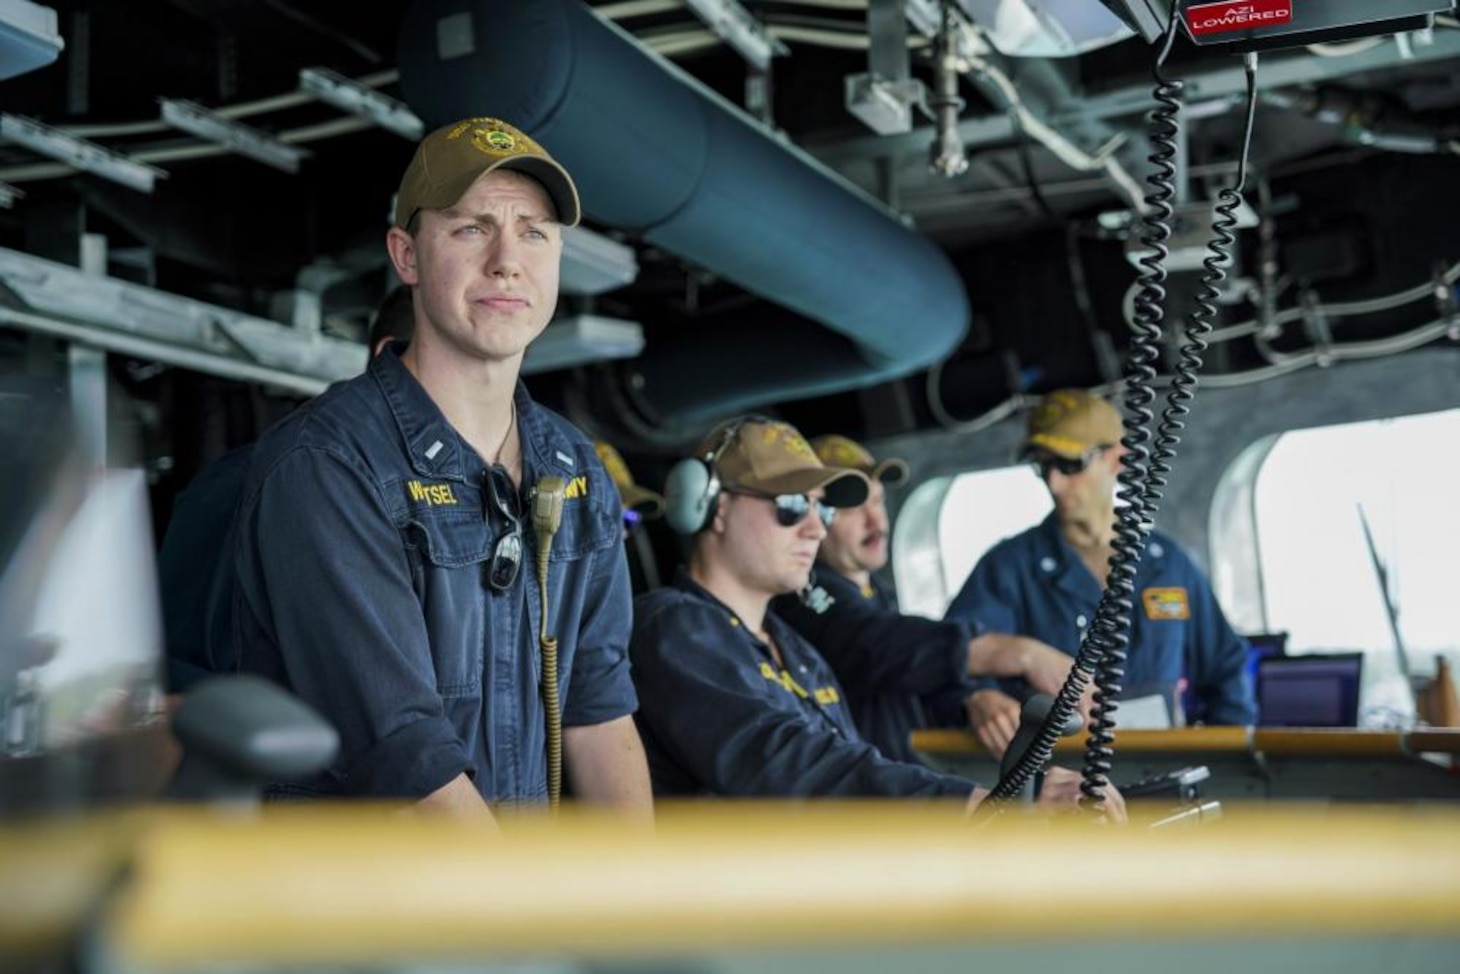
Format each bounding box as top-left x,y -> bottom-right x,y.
232,119 -> 651,818
944,390 -> 1255,758
630,417 -> 1106,812
773,437 -> 1081,765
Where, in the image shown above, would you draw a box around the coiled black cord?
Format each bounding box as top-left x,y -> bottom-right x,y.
1076,11 -> 1187,809
1083,56 -> 1264,800
983,5 -> 1262,810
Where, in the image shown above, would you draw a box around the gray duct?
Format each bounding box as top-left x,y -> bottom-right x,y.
396,0 -> 970,422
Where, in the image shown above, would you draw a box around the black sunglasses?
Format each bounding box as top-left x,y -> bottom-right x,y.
729,489 -> 837,529
482,464 -> 523,592
1030,445 -> 1110,481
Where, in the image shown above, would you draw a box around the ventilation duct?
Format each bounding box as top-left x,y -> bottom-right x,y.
397,0 -> 969,423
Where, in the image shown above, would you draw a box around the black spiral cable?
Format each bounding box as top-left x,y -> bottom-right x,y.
1142,56 -> 1261,524
1075,10 -> 1189,809
981,3 -> 1185,808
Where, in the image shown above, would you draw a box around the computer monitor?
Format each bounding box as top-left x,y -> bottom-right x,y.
1257,652 -> 1364,728
1181,632 -> 1286,724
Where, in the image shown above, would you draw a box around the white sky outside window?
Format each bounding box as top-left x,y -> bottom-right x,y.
1252,408 -> 1460,723
899,466 -> 1052,620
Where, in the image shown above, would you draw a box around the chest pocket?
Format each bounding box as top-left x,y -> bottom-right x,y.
394,466 -> 619,694
401,506 -> 498,697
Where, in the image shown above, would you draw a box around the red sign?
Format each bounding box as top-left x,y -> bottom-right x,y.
1185,0 -> 1294,37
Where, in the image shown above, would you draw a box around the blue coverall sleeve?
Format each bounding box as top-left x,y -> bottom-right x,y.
775,595 -> 968,696
1185,568 -> 1257,725
234,446 -> 472,798
631,603 -> 976,799
944,548 -> 1022,693
563,542 -> 639,727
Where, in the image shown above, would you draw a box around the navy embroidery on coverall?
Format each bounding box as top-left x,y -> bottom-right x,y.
233,346 -> 637,802
631,571 -> 976,798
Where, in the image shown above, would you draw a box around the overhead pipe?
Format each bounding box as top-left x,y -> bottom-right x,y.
396,0 -> 970,422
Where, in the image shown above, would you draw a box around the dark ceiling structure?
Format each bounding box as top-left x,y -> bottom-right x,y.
2,1 -> 1458,482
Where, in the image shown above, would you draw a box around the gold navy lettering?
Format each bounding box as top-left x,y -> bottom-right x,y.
563,475 -> 589,500
758,661 -> 839,705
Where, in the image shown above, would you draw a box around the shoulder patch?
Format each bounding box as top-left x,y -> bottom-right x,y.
1142,587 -> 1190,621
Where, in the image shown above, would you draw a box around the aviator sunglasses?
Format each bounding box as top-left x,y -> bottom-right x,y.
727,489 -> 837,529
482,463 -> 524,592
1029,445 -> 1110,481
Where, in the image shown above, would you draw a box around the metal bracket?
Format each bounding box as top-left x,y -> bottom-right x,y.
159,99 -> 310,173
1300,287 -> 1336,367
1432,260 -> 1460,341
846,75 -> 927,136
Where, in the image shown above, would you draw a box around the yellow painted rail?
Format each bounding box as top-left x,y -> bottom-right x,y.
4,804 -> 1457,967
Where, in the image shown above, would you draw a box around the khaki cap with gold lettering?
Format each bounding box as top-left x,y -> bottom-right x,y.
811,435 -> 909,487
1024,389 -> 1124,460
699,419 -> 869,508
393,117 -> 581,230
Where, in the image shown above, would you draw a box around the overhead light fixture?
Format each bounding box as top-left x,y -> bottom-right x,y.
0,0 -> 63,82
681,0 -> 788,71
522,314 -> 644,375
298,68 -> 424,140
560,226 -> 638,296
0,245 -> 366,394
0,114 -> 166,192
159,99 -> 310,173
957,0 -> 1133,57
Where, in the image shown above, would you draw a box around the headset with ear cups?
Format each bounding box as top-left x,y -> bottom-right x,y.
663,415 -> 772,535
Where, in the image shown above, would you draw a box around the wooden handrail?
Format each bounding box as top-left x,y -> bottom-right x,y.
912,727 -> 1460,758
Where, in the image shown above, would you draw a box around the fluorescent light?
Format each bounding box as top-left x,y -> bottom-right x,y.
159,99 -> 310,173
0,114 -> 165,191
561,226 -> 639,296
522,314 -> 644,375
0,0 -> 63,82
298,68 -> 423,140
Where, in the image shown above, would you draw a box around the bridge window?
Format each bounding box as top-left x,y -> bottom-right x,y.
1210,408 -> 1460,724
892,465 -> 1051,620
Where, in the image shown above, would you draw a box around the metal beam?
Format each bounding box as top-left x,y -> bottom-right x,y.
680,0 -> 787,70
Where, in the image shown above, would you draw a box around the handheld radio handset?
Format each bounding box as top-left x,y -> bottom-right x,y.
999,693 -> 1083,804
530,476 -> 566,539
528,476 -> 566,810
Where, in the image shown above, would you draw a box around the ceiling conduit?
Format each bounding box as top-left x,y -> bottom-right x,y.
397,0 -> 969,423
